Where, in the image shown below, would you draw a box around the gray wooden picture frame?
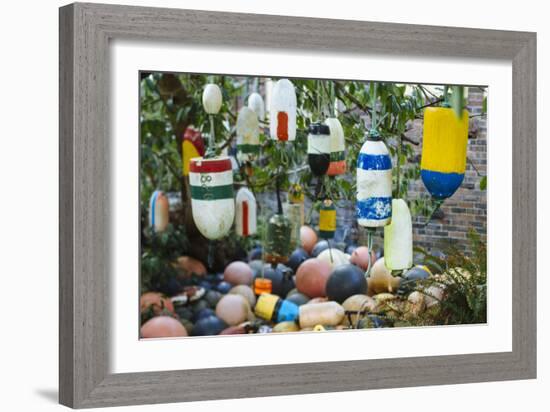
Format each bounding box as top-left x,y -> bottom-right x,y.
59,2 -> 536,408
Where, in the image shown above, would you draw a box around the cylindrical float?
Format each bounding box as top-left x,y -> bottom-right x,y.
264,213 -> 293,264
148,190 -> 169,233
384,199 -> 413,271
182,127 -> 205,177
202,84 -> 223,114
288,184 -> 305,226
235,187 -> 257,237
325,118 -> 346,176
356,136 -> 392,227
270,79 -> 297,142
255,293 -> 299,323
189,157 -> 235,240
298,301 -> 345,329
319,199 -> 336,239
248,92 -> 265,122
421,107 -> 469,199
236,106 -> 260,163
307,122 -> 331,176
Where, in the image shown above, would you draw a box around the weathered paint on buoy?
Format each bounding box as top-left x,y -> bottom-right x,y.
421,107 -> 469,199
236,106 -> 260,163
265,213 -> 293,264
325,118 -> 346,176
384,199 -> 413,271
270,79 -> 297,141
148,190 -> 169,233
189,157 -> 234,240
319,199 -> 336,239
307,122 -> 331,176
182,127 -> 205,176
356,138 -> 392,227
248,92 -> 265,122
202,84 -> 223,114
235,187 -> 257,237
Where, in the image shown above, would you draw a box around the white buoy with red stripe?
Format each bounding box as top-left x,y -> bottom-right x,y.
235,187 -> 257,237
189,157 -> 235,240
270,79 -> 297,142
148,190 -> 169,233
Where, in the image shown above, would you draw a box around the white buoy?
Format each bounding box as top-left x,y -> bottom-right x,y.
189,157 -> 235,240
324,118 -> 346,176
235,187 -> 257,237
270,79 -> 297,141
202,84 -> 222,114
236,106 -> 260,163
384,199 -> 413,270
248,92 -> 265,122
148,190 -> 169,233
356,139 -> 392,227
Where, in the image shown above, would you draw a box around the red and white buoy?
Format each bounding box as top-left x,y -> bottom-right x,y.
270,79 -> 297,142
235,187 -> 257,237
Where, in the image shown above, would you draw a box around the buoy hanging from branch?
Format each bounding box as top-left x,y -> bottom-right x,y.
189,157 -> 235,240
319,199 -> 336,239
148,190 -> 169,233
325,118 -> 346,176
421,106 -> 469,200
202,84 -> 222,114
236,106 -> 260,163
265,213 -> 292,264
182,127 -> 205,177
270,79 -> 297,142
288,184 -> 305,227
356,132 -> 393,227
248,92 -> 265,122
307,122 -> 331,176
384,199 -> 413,271
235,187 -> 257,237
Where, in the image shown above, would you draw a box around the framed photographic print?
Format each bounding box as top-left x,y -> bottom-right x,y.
59,2 -> 536,408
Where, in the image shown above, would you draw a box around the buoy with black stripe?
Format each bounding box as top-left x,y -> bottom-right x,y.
356,131 -> 393,228
236,106 -> 260,163
307,122 -> 331,176
270,79 -> 297,142
325,118 -> 346,176
189,157 -> 235,240
421,106 -> 469,199
235,187 -> 257,237
148,190 -> 169,233
319,199 -> 336,239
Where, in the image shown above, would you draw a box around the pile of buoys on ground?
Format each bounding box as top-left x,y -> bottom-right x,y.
140,224 -> 449,338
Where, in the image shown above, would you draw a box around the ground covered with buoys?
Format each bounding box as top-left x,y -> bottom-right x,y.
140,225 -> 485,338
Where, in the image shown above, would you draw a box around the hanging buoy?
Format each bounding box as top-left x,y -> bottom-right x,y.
319,199 -> 336,239
307,122 -> 331,176
421,107 -> 469,199
265,213 -> 293,264
182,127 -> 205,176
325,118 -> 346,176
236,106 -> 260,163
235,187 -> 257,237
270,79 -> 296,142
148,190 -> 169,233
285,203 -> 303,249
189,157 -> 235,240
356,134 -> 392,227
202,84 -> 223,114
248,92 -> 265,122
384,199 -> 413,271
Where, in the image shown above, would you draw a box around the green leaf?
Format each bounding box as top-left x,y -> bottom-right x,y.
479,176 -> 487,190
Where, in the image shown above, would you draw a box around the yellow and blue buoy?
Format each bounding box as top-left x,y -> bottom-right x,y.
421,107 -> 469,199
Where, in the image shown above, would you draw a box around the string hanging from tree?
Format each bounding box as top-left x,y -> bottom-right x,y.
356,82 -> 393,276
